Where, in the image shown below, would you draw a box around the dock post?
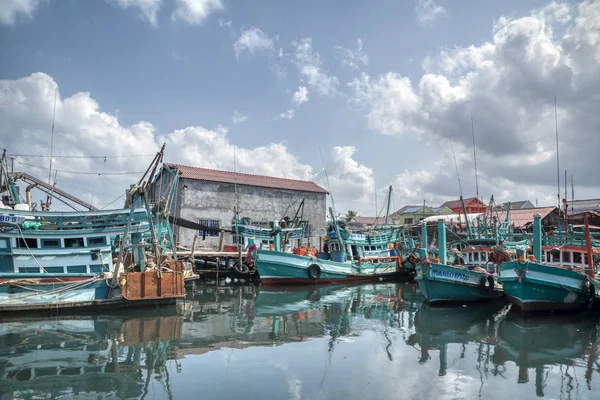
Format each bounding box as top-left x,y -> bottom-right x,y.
419,222 -> 428,259
533,214 -> 542,262
438,219 -> 447,265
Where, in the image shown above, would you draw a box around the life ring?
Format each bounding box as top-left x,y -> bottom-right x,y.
581,277 -> 595,309
307,264 -> 321,280
479,274 -> 496,294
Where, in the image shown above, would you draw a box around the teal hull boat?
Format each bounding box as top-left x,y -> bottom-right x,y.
416,263 -> 503,304
256,249 -> 400,284
414,219 -> 503,304
498,260 -> 599,312
498,214 -> 600,313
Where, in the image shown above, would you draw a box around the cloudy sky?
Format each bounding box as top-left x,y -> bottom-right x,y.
1,0 -> 598,215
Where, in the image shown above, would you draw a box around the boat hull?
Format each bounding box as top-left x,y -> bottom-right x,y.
415,263 -> 503,304
0,265 -> 185,313
498,261 -> 598,313
256,250 -> 401,285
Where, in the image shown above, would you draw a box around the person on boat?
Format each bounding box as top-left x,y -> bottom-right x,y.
389,243 -> 397,257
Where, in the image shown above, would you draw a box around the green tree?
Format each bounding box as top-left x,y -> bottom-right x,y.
345,210 -> 357,222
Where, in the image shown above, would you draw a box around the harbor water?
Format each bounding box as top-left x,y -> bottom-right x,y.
1,282 -> 599,399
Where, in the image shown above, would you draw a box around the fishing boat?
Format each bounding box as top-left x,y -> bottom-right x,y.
497,213 -> 600,312
415,219 -> 504,304
255,186 -> 414,284
0,146 -> 185,313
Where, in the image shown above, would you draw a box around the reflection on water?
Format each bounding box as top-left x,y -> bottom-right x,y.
0,283 -> 599,399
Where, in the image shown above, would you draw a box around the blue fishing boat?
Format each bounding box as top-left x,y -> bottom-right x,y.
0,147 -> 185,312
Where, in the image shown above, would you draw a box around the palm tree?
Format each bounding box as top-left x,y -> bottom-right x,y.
345,210 -> 357,222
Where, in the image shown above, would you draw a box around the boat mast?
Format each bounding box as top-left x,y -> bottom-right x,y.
384,185 -> 392,226
554,95 -> 560,209
46,88 -> 57,210
585,213 -> 593,277
471,117 -> 480,203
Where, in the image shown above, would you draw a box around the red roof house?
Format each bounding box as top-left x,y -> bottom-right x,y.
439,197 -> 488,214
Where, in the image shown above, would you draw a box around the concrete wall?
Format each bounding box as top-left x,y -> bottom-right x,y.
172,178 -> 326,249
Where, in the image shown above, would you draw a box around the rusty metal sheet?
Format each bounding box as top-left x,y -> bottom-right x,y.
120,263 -> 185,301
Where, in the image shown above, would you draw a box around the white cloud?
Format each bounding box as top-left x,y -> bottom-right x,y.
0,0 -> 43,25
292,86 -> 309,106
351,1 -> 600,205
334,39 -> 369,69
0,72 -> 377,213
270,64 -> 287,80
415,0 -> 446,25
323,146 -> 374,211
234,28 -> 276,58
231,110 -> 247,124
277,109 -> 295,120
292,38 -> 339,96
171,0 -> 223,25
109,0 -> 163,26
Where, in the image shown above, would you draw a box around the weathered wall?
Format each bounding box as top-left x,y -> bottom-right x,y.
174,179 -> 326,249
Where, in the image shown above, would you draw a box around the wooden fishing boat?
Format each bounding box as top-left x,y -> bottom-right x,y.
497,213 -> 600,312
256,187 -> 413,285
0,147 -> 185,313
415,219 -> 504,304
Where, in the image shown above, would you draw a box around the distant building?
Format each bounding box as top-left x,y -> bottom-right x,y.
351,216 -> 387,229
495,200 -> 535,210
431,206 -> 455,215
567,199 -> 600,213
440,197 -> 488,214
493,206 -> 561,232
149,163 -> 327,249
390,205 -> 438,225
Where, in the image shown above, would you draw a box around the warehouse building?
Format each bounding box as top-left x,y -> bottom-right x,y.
149,163 -> 328,250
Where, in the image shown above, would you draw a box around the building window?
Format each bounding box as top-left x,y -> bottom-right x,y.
573,252 -> 582,264
198,219 -> 220,237
303,224 -> 312,239
16,238 -> 38,249
64,238 -> 84,248
562,251 -> 571,263
404,218 -> 413,224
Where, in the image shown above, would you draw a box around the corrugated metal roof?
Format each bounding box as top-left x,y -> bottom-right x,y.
493,207 -> 558,229
165,163 -> 328,194
568,199 -> 600,212
353,216 -> 386,227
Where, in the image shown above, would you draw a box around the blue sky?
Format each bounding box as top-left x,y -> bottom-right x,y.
1,0 -> 598,214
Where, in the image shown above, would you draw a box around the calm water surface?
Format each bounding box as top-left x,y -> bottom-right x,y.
1,283 -> 599,399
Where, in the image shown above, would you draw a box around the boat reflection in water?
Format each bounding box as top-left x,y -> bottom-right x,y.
1,283 -> 600,399
0,309 -> 184,399
179,283 -> 413,354
410,301 -> 509,376
495,309 -> 600,398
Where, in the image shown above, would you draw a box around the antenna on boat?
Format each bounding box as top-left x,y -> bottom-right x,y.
471,117 -> 480,202
554,95 -> 560,208
375,175 -> 378,222
450,141 -> 463,197
319,148 -> 337,216
571,174 -> 574,203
